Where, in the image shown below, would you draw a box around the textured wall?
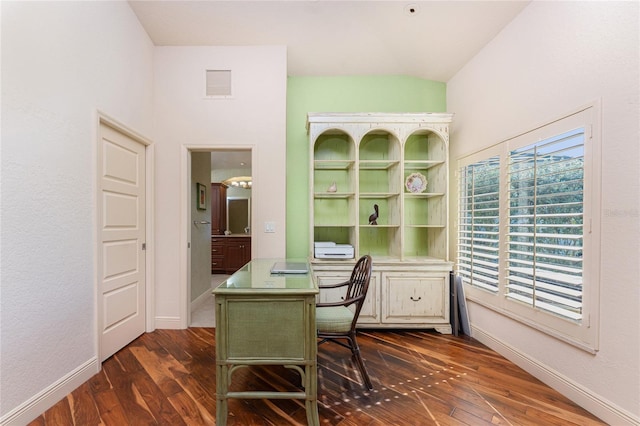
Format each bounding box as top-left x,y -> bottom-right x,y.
447,1 -> 639,422
0,1 -> 154,420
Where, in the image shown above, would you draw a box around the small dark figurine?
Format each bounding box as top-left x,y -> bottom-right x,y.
368,204 -> 379,225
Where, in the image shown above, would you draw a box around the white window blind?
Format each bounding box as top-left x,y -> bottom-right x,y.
457,156 -> 501,293
507,129 -> 585,321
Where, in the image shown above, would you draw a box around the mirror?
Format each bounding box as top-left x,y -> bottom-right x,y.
227,197 -> 250,234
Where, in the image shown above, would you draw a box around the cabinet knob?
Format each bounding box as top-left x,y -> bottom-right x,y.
410,296 -> 422,302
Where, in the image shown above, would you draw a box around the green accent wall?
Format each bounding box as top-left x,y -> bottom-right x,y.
286,75 -> 446,257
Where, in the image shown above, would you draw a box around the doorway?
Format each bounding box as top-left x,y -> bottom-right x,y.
185,147 -> 253,328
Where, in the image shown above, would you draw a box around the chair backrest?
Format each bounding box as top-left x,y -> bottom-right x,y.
345,255 -> 372,326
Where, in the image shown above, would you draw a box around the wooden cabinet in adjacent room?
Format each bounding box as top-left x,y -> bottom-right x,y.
225,237 -> 251,272
210,183 -> 227,235
211,236 -> 251,274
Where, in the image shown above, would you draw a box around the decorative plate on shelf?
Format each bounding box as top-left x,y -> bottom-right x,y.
405,172 -> 428,193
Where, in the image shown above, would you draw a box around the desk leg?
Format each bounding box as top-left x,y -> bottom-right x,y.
305,363 -> 319,426
306,399 -> 319,426
216,363 -> 228,426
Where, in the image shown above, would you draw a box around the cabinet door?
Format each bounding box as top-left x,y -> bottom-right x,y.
226,238 -> 250,273
316,272 -> 379,324
211,183 -> 227,235
381,273 -> 449,324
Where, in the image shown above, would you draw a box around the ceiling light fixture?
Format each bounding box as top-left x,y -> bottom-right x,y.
223,176 -> 252,189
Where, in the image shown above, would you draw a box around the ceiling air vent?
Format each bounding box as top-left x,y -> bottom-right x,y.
206,70 -> 232,97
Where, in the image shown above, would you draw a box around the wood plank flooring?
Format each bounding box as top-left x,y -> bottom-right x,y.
29,328 -> 605,425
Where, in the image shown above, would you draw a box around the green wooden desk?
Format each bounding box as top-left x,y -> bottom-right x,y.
213,259 -> 319,425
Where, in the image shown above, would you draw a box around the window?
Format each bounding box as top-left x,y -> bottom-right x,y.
457,104 -> 600,352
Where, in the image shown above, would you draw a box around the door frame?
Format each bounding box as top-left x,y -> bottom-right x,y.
95,111 -> 155,360
180,144 -> 255,328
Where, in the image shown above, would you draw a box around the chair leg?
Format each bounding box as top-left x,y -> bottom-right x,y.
347,333 -> 373,390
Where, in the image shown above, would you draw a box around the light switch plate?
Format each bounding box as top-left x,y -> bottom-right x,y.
264,221 -> 276,233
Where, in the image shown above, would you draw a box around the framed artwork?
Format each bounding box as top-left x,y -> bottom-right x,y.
197,183 -> 207,210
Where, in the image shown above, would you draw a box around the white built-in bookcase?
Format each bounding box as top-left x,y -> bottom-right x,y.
307,113 -> 454,332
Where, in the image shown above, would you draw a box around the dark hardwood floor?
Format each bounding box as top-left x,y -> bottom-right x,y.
29,328 -> 605,425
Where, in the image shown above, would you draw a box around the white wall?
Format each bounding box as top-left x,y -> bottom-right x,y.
153,46 -> 287,328
0,1 -> 154,423
447,2 -> 639,423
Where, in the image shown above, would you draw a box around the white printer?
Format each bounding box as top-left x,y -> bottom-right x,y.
314,241 -> 354,259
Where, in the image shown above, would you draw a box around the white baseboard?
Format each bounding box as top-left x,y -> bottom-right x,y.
0,357 -> 99,426
154,315 -> 184,329
155,288 -> 213,330
472,325 -> 639,426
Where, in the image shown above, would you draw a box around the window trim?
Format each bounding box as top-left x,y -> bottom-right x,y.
456,102 -> 601,353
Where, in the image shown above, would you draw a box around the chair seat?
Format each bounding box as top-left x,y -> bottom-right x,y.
316,306 -> 354,333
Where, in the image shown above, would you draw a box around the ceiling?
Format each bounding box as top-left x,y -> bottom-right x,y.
130,1 -> 530,170
210,149 -> 252,170
129,0 -> 529,82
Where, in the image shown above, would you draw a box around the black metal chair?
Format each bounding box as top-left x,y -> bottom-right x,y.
316,255 -> 373,390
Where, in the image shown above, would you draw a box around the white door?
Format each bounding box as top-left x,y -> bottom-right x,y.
98,122 -> 146,361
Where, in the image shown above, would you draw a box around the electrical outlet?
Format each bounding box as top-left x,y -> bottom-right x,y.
264,221 -> 276,233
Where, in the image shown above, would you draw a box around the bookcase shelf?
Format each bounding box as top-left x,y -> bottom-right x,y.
314,192 -> 355,199
359,193 -> 399,199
